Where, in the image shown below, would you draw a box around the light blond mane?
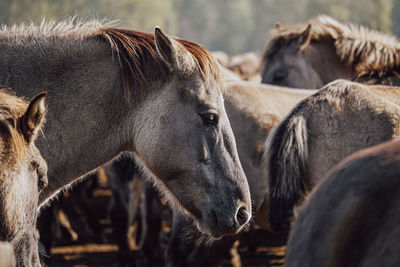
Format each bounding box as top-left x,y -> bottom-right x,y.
265,15 -> 400,75
0,89 -> 28,162
0,17 -> 117,41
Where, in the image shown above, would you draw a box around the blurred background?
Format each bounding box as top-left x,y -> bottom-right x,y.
0,0 -> 398,54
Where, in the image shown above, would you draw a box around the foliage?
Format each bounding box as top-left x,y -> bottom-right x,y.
0,0 -> 396,53
393,0 -> 400,37
306,0 -> 392,33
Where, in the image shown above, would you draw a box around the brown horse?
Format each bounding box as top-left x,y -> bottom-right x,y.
260,15 -> 400,88
264,80 -> 400,232
213,51 -> 262,81
285,140 -> 400,267
165,81 -> 315,267
0,19 -> 251,239
0,90 -> 48,267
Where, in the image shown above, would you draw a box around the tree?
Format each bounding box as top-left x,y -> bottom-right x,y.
0,0 -> 394,53
306,0 -> 392,33
393,0 -> 400,37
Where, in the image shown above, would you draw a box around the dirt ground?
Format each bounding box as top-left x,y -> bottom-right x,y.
42,188 -> 286,267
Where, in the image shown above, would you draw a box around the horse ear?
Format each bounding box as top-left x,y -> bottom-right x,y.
294,24 -> 312,51
154,27 -> 178,68
20,92 -> 47,144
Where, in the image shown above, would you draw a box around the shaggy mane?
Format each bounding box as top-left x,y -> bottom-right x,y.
0,17 -> 116,40
263,15 -> 400,78
1,18 -> 223,98
101,28 -> 223,98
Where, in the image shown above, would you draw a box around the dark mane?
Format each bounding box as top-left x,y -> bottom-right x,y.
100,28 -> 222,99
100,29 -> 167,99
262,15 -> 400,83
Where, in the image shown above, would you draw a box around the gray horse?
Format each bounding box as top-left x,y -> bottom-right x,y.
0,90 -> 48,267
260,15 -> 400,88
285,140 -> 400,267
0,19 -> 251,239
166,81 -> 314,267
264,80 -> 400,232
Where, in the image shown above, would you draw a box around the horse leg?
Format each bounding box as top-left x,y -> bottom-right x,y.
110,182 -> 132,267
140,182 -> 163,267
70,174 -> 107,243
165,211 -> 194,267
37,202 -> 60,261
106,155 -> 143,267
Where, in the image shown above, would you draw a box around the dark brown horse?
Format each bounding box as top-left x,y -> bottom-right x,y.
0,19 -> 251,239
264,80 -> 400,232
260,15 -> 400,88
285,140 -> 400,267
0,90 -> 48,267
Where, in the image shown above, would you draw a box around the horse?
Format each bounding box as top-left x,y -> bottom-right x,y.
38,155 -> 159,267
165,81 -> 315,267
284,140 -> 400,267
264,79 -> 400,233
0,242 -> 15,267
0,90 -> 48,267
37,171 -> 107,263
213,51 -> 262,82
0,19 -> 251,239
260,15 -> 400,88
104,154 -> 152,267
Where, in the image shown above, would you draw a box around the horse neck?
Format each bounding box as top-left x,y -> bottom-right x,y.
0,38 -> 134,204
304,41 -> 356,84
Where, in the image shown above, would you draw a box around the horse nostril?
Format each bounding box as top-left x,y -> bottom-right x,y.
235,206 -> 250,227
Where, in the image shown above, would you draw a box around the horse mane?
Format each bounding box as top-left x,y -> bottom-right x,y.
0,89 -> 29,161
263,15 -> 400,79
1,18 -> 222,98
100,28 -> 223,98
0,17 -> 117,40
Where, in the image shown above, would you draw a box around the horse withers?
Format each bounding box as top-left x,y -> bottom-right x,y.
0,20 -> 251,239
0,90 -> 48,267
285,140 -> 400,267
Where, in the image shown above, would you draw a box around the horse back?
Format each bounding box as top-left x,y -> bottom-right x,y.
305,80 -> 400,185
265,79 -> 400,232
285,140 -> 400,267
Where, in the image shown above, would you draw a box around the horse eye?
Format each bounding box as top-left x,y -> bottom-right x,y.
33,162 -> 47,191
37,171 -> 48,191
201,113 -> 219,126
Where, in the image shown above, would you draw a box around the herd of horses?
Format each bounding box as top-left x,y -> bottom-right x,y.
1,14 -> 400,267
